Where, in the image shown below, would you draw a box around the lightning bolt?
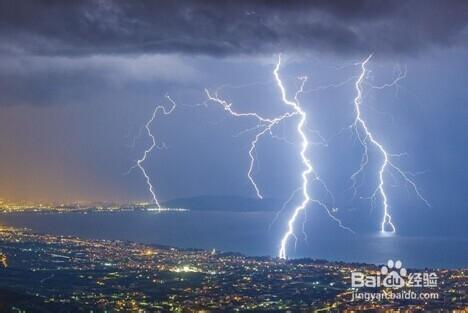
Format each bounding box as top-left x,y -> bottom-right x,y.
206,55 -> 352,259
351,54 -> 430,233
205,89 -> 296,199
275,56 -> 322,259
132,95 -> 176,208
276,55 -> 354,259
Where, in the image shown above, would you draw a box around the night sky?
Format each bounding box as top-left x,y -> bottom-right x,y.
0,1 -> 467,236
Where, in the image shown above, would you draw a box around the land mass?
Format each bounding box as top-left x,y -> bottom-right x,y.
162,195 -> 283,212
0,227 -> 465,312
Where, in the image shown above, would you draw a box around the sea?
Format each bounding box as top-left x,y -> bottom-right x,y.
0,211 -> 466,269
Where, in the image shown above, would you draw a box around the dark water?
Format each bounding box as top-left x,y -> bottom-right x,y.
0,211 -> 466,269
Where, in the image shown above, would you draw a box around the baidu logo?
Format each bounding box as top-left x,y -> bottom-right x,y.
351,259 -> 437,289
350,259 -> 440,302
380,259 -> 406,288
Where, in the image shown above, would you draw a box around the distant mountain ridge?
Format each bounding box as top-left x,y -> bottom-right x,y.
162,195 -> 283,212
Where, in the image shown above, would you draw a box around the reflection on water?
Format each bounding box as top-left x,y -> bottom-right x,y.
0,211 -> 465,269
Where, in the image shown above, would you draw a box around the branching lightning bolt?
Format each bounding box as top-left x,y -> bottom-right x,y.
351,54 -> 430,233
205,89 -> 296,199
275,57 -> 320,259
276,55 -> 354,259
206,55 -> 353,259
132,95 -> 176,208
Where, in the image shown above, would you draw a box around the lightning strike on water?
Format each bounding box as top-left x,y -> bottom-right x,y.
133,95 -> 176,208
351,54 -> 430,233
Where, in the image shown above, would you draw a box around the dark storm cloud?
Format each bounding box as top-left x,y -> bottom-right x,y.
0,0 -> 467,57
